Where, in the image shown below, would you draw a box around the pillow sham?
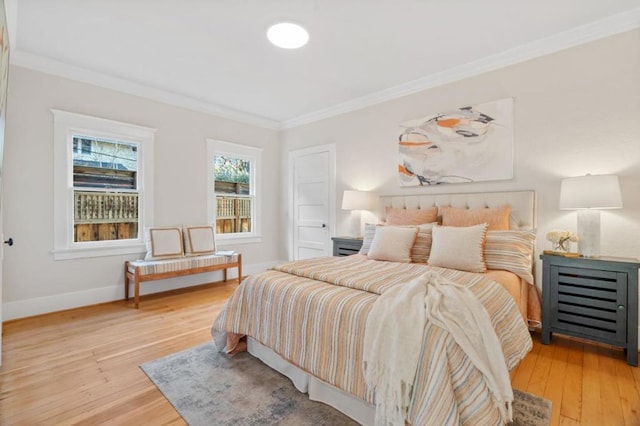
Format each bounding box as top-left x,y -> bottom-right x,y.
144,227 -> 184,260
410,223 -> 435,263
385,206 -> 438,226
367,226 -> 418,263
360,223 -> 434,262
359,223 -> 378,255
428,224 -> 488,273
484,230 -> 536,284
183,225 -> 216,256
440,204 -> 511,231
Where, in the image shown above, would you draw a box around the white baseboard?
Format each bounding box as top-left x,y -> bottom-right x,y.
2,260 -> 282,321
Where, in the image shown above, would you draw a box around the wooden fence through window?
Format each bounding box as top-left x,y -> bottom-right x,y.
216,196 -> 251,234
74,191 -> 139,242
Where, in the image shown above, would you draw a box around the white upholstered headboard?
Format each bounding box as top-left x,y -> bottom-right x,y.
379,190 -> 536,230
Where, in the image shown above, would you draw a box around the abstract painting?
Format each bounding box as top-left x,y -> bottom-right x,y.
398,98 -> 513,186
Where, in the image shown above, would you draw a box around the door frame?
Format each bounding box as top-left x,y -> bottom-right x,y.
288,143 -> 336,261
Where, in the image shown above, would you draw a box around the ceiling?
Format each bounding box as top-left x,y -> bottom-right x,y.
8,1 -> 640,129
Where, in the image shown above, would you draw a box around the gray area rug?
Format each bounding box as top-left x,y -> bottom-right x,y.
141,342 -> 551,425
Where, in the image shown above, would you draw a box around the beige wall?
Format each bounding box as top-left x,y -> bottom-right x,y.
2,66 -> 283,319
281,29 -> 640,284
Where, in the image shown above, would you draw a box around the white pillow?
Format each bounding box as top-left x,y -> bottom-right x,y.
144,227 -> 185,260
183,225 -> 216,256
428,224 -> 488,272
367,226 -> 418,263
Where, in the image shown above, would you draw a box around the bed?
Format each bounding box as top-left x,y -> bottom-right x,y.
212,190 -> 541,425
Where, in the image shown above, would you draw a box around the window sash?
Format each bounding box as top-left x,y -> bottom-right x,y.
215,194 -> 253,234
52,109 -> 155,259
207,139 -> 262,244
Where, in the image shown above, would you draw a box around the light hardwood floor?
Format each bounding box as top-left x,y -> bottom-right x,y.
1,281 -> 639,425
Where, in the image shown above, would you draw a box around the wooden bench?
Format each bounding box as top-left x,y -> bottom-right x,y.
125,253 -> 242,308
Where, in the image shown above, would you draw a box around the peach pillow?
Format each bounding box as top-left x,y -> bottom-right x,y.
386,206 -> 438,225
440,204 -> 511,231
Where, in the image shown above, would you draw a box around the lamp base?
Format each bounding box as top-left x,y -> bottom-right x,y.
577,210 -> 600,258
349,210 -> 362,238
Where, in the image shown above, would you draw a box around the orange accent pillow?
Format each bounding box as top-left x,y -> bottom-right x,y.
385,206 -> 438,225
440,204 -> 511,231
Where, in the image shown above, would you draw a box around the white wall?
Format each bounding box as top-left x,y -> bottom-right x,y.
2,66 -> 283,320
281,29 -> 640,285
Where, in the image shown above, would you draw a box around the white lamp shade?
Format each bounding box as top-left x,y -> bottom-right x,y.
341,190 -> 375,211
559,174 -> 623,210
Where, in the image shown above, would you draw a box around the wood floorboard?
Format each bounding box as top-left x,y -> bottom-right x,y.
615,354 -> 640,426
598,346 -> 625,425
560,339 -> 583,422
1,280 -> 639,425
544,338 -> 569,426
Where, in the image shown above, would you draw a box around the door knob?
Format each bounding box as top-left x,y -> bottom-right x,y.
4,237 -> 13,246
322,224 -> 327,228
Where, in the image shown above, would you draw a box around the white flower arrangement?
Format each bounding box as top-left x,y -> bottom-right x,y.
546,230 -> 578,252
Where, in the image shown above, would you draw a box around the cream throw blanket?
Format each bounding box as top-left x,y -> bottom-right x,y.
363,271 -> 514,426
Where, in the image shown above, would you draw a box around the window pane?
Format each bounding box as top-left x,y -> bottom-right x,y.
215,195 -> 252,234
73,137 -> 138,189
214,155 -> 250,193
214,155 -> 252,234
73,192 -> 139,242
72,136 -> 139,242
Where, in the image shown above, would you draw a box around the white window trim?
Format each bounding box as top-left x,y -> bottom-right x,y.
206,139 -> 262,245
52,109 -> 155,260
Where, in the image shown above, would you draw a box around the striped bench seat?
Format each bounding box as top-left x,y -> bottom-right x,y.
125,253 -> 242,308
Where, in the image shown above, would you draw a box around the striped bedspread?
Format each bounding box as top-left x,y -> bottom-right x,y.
211,255 -> 532,425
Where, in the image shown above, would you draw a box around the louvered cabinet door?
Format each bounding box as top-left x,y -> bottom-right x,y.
540,254 -> 640,366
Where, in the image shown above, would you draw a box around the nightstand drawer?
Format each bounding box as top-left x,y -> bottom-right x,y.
332,237 -> 363,257
336,246 -> 361,256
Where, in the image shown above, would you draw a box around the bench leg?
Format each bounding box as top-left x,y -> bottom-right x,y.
124,263 -> 130,300
134,274 -> 140,309
223,268 -> 228,282
237,254 -> 242,282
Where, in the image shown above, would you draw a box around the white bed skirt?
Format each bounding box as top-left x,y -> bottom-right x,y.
247,337 -> 375,425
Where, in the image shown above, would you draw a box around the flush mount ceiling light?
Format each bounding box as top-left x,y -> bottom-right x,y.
267,22 -> 309,49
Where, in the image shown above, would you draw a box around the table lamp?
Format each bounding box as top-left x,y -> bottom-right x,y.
559,174 -> 623,257
341,190 -> 376,238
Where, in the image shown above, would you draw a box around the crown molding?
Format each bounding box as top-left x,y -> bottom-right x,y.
8,7 -> 639,131
281,7 -> 640,129
10,50 -> 281,130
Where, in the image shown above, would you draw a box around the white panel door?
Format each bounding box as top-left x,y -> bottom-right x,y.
291,145 -> 334,260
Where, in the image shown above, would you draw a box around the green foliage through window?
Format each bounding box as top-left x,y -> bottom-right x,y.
214,156 -> 250,184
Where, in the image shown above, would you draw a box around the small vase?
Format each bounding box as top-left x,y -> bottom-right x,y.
553,239 -> 570,253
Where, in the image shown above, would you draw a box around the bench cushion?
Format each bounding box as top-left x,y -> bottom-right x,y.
128,254 -> 240,276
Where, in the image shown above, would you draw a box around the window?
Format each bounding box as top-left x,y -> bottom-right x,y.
207,139 -> 262,244
72,136 -> 139,242
52,110 -> 156,260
